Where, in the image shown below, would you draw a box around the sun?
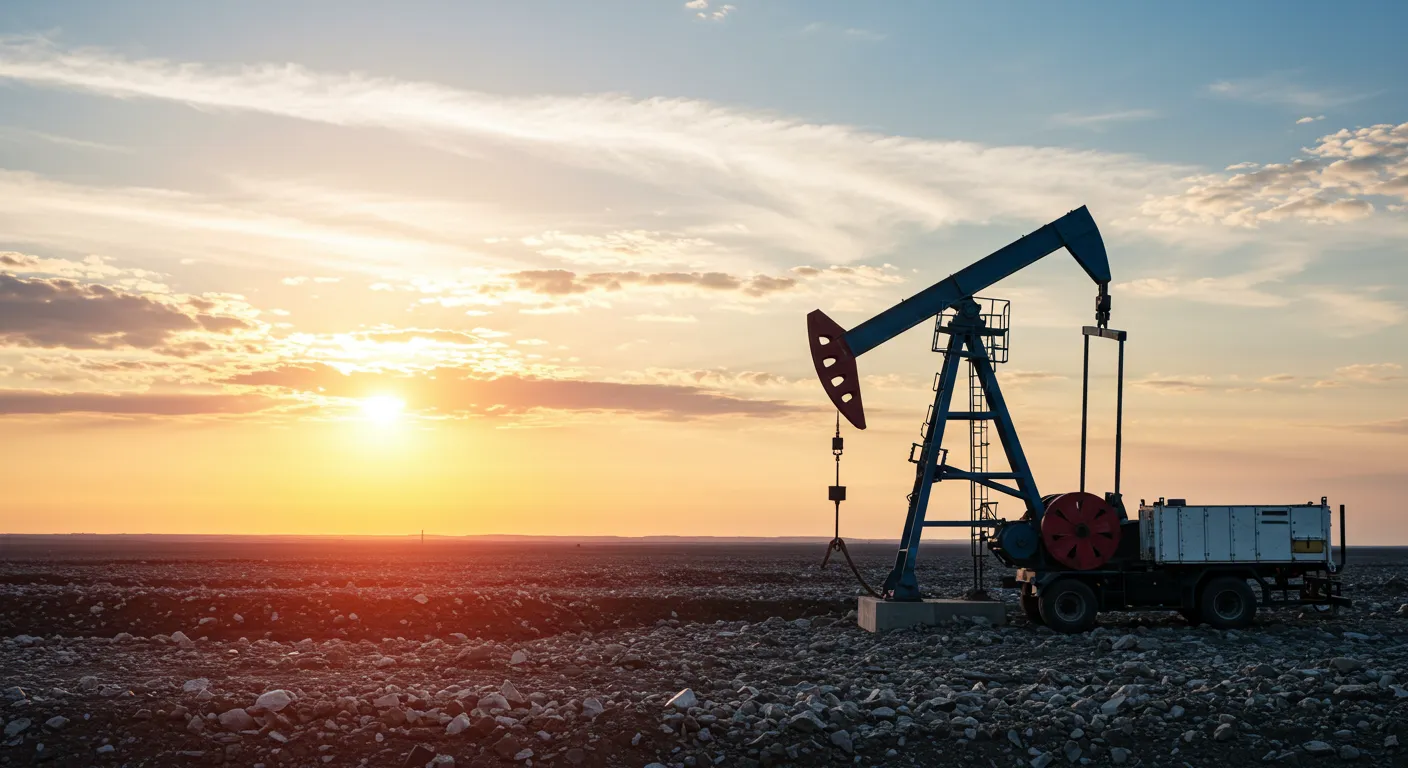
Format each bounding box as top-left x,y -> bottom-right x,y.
359,395 -> 405,424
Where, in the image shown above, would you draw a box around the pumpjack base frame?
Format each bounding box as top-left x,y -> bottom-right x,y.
857,596 -> 1008,633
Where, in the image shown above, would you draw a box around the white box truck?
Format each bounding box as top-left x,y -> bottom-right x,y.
1006,496 -> 1347,633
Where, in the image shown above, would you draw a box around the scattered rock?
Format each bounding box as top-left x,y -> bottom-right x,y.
445,714 -> 472,736
254,689 -> 293,712
1304,740 -> 1335,756
666,688 -> 697,709
218,708 -> 256,732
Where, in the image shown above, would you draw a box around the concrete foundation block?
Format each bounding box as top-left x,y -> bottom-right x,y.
857,596 -> 1007,633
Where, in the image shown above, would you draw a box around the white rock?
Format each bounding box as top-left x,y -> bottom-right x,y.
478,693 -> 510,712
96,745 -> 115,754
169,631 -> 192,645
431,756 -> 456,767
445,713 -> 472,735
501,680 -> 525,705
348,612 -> 360,622
182,678 -> 210,693
374,656 -> 397,668
666,688 -> 698,709
44,716 -> 69,730
413,594 -> 430,605
219,708 -> 257,732
255,689 -> 294,712
1100,694 -> 1126,716
581,698 -> 604,718
373,693 -> 400,709
509,650 -> 528,666
233,614 -> 244,623
1304,740 -> 1334,756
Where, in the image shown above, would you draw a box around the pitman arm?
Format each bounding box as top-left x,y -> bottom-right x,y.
807,205 -> 1111,429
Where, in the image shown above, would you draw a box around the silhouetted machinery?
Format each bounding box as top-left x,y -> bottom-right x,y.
807,207 -> 1347,632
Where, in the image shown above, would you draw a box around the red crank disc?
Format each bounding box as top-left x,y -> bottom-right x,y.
1041,491 -> 1121,570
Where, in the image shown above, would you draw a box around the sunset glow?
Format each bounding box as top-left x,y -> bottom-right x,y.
0,4 -> 1404,541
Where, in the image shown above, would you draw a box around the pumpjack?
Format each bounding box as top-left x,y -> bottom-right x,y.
807,206 -> 1347,632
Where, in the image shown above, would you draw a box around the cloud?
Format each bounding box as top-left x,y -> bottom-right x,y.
226,363 -> 809,420
1003,370 -> 1067,384
687,1 -> 735,21
405,264 -> 891,314
1296,115 -> 1325,125
0,125 -> 132,153
0,271 -> 252,350
800,23 -> 886,42
1133,375 -> 1215,395
1119,255 -> 1306,308
1143,121 -> 1408,227
0,38 -> 1189,263
524,230 -> 718,268
1303,289 -> 1406,330
632,314 -> 698,323
1049,109 -> 1157,130
1207,76 -> 1366,109
1318,363 -> 1406,389
0,390 -> 273,416
1121,258 -> 1404,333
1342,417 -> 1408,435
360,328 -> 486,345
641,368 -> 794,388
506,269 -> 796,297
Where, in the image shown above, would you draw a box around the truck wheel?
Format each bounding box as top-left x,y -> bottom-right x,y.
1020,585 -> 1043,624
1199,577 -> 1256,629
1038,579 -> 1098,634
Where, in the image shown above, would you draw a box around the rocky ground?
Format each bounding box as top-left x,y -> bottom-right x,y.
2,537 -> 1407,768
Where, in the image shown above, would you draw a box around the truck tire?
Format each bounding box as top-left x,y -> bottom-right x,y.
1020,585 -> 1043,624
1199,577 -> 1256,629
1038,579 -> 1098,634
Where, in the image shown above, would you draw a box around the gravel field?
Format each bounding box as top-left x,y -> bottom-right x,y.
2,537 -> 1407,768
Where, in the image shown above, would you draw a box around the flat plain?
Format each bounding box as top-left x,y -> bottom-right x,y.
2,537 -> 1406,767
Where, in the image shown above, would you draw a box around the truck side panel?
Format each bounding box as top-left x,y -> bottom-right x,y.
1231,507 -> 1258,561
1257,508 -> 1291,561
1180,507 -> 1206,562
1206,506 -> 1232,561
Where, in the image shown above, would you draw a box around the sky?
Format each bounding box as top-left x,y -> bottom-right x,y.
0,1 -> 1405,540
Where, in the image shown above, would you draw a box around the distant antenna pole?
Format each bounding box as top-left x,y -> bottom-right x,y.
421,529 -> 424,545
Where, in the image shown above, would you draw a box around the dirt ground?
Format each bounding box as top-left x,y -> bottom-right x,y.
2,537 -> 1406,767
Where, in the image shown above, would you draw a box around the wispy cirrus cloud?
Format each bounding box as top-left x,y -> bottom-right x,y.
1049,109 -> 1157,130
1207,75 -> 1368,109
0,37 -> 1190,264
